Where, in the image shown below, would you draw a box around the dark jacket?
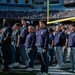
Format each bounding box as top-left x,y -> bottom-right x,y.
25,32 -> 36,48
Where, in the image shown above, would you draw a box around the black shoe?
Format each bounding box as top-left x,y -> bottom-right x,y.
14,66 -> 28,69
49,62 -> 52,66
0,65 -> 4,71
2,68 -> 9,74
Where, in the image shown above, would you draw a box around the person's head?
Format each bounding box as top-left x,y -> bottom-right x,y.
21,17 -> 27,26
3,18 -> 10,27
28,26 -> 34,33
48,27 -> 53,33
36,25 -> 40,31
69,23 -> 75,32
13,23 -> 20,30
39,20 -> 46,29
61,26 -> 67,32
56,25 -> 61,32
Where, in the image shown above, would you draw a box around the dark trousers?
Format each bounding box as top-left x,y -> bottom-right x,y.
11,42 -> 20,63
20,44 -> 26,65
37,47 -> 48,73
48,48 -> 54,64
63,48 -> 67,63
15,47 -> 20,62
34,47 -> 40,61
29,50 -> 34,68
69,47 -> 75,70
2,45 -> 10,69
25,48 -> 34,68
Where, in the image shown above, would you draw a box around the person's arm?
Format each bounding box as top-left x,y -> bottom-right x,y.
64,34 -> 68,48
24,27 -> 28,39
43,30 -> 49,52
16,35 -> 20,47
30,33 -> 36,50
51,34 -> 54,49
51,40 -> 54,49
16,30 -> 20,47
4,32 -> 9,41
1,28 -> 7,43
4,27 -> 12,41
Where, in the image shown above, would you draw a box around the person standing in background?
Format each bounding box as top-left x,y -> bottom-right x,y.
19,17 -> 28,68
36,20 -> 49,75
61,26 -> 68,64
25,26 -> 36,71
54,25 -> 66,68
9,23 -> 21,68
48,27 -> 54,66
0,28 -> 3,70
1,18 -> 12,73
35,25 -> 40,63
68,23 -> 75,72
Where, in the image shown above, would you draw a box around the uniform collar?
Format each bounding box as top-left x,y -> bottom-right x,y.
71,31 -> 75,33
23,25 -> 26,27
41,27 -> 46,30
57,30 -> 61,32
15,29 -> 18,31
30,32 -> 34,33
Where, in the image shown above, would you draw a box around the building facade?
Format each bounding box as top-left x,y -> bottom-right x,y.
0,0 -> 46,11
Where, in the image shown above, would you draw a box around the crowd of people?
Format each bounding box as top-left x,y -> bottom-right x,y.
0,10 -> 75,19
0,17 -> 75,75
50,10 -> 75,18
0,10 -> 46,19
